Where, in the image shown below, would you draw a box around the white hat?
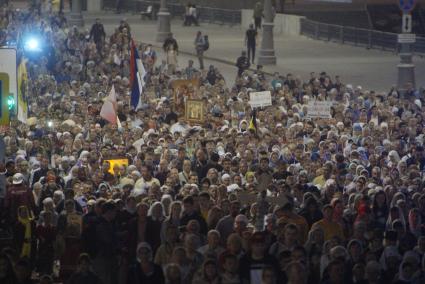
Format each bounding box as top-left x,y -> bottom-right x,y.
227,183 -> 240,193
221,173 -> 231,180
12,173 -> 24,185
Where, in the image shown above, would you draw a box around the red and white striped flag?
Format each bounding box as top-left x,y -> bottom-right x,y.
100,85 -> 118,124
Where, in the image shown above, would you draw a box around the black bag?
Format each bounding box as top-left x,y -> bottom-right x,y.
203,35 -> 209,51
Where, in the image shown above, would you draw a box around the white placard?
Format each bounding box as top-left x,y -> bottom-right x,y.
306,100 -> 333,119
0,48 -> 17,114
398,33 -> 416,43
249,91 -> 272,108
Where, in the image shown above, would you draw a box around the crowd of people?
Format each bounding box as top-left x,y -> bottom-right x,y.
1,3 -> 425,284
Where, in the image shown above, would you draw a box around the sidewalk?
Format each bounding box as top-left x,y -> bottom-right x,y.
98,16 -> 424,91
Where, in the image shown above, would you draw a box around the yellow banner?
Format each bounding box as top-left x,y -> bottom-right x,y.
105,158 -> 129,175
0,73 -> 10,127
17,59 -> 28,124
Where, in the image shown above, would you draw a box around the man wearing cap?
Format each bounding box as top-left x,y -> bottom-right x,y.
4,173 -> 36,223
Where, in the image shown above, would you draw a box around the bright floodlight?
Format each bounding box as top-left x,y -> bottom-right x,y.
24,37 -> 41,52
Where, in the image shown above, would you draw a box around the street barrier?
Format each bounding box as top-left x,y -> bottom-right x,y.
103,0 -> 241,26
300,18 -> 425,55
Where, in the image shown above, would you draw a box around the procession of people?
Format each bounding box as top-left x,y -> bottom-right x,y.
0,2 -> 425,284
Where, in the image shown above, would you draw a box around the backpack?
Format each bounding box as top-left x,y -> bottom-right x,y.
203,35 -> 209,51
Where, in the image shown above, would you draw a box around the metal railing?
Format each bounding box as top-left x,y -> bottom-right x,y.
102,0 -> 241,26
300,18 -> 425,54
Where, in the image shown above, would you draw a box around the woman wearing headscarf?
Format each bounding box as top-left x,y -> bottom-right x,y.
127,242 -> 165,284
392,251 -> 421,284
147,201 -> 166,254
66,253 -> 102,284
371,190 -> 389,231
386,206 -> 406,232
379,246 -> 402,283
347,239 -> 364,269
161,201 -> 182,242
127,202 -> 164,264
408,208 -> 423,238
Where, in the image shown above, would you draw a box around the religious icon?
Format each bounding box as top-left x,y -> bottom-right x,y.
172,78 -> 200,117
185,99 -> 205,124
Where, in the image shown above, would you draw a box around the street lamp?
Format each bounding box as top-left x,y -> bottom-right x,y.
156,0 -> 172,43
69,0 -> 84,27
258,0 -> 276,65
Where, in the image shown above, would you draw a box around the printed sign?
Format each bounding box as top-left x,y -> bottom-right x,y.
249,91 -> 272,108
306,101 -> 333,119
398,33 -> 416,43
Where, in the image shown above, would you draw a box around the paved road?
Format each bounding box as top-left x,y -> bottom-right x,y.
8,2 -> 423,92
99,17 -> 425,92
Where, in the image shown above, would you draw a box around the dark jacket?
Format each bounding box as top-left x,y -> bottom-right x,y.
126,217 -> 162,261
180,211 -> 208,235
31,167 -> 49,186
127,262 -> 165,284
95,216 -> 118,258
90,23 -> 106,43
236,56 -> 250,71
66,270 -> 103,284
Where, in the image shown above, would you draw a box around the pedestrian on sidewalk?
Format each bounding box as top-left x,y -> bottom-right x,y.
245,23 -> 257,64
115,0 -> 123,14
89,18 -> 106,57
189,4 -> 199,26
194,31 -> 206,70
253,2 -> 263,30
236,51 -> 250,77
184,3 -> 191,26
